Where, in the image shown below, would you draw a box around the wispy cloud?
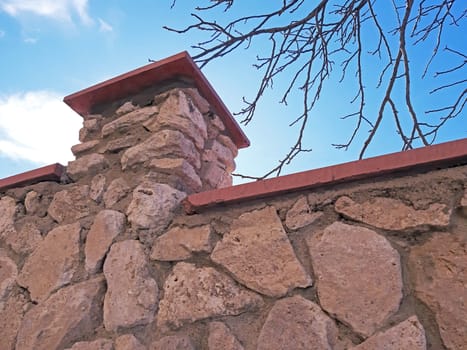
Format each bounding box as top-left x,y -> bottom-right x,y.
98,17 -> 112,32
23,37 -> 37,43
0,0 -> 92,24
0,91 -> 81,165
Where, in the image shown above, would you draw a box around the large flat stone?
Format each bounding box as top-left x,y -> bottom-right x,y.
85,210 -> 126,274
127,182 -> 185,233
307,222 -> 403,337
257,295 -> 338,350
335,196 -> 451,231
150,158 -> 202,192
208,321 -> 244,350
16,277 -> 105,350
211,206 -> 311,297
409,233 -> 467,350
4,222 -> 43,255
17,222 -> 81,302
150,225 -> 213,261
285,196 -> 323,230
103,178 -> 130,208
101,105 -> 159,137
48,185 -> 91,223
121,129 -> 201,170
157,262 -> 262,330
103,240 -> 158,331
351,316 -> 426,350
67,153 -> 108,181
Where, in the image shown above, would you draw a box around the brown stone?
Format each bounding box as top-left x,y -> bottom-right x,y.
149,158 -> 202,192
218,134 -> 238,157
103,178 -> 130,208
183,87 -> 211,115
79,118 -> 99,142
202,161 -> 231,189
103,240 -> 158,331
150,225 -> 213,261
0,293 -> 27,350
0,196 -> 16,238
5,222 -> 43,255
90,174 -> 106,203
121,129 -> 201,170
335,196 -> 451,231
85,210 -> 126,273
115,334 -> 146,350
104,135 -> 140,153
157,262 -> 262,330
285,196 -> 323,230
409,233 -> 467,350
16,276 -> 105,350
0,254 -> 17,305
210,140 -> 235,171
460,188 -> 467,216
116,101 -> 137,115
24,190 -> 46,216
208,322 -> 244,350
150,335 -> 194,350
127,182 -> 185,232
17,222 -> 81,302
67,153 -> 108,181
351,316 -> 426,350
48,185 -> 91,223
67,339 -> 113,350
307,222 -> 402,337
71,140 -> 100,156
101,105 -> 159,137
257,295 -> 338,350
211,206 -> 311,297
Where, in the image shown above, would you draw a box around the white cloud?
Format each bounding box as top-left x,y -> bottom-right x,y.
0,91 -> 82,165
98,18 -> 112,32
23,37 -> 37,43
0,0 -> 92,24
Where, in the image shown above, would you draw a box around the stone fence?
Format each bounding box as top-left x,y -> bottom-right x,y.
0,52 -> 466,350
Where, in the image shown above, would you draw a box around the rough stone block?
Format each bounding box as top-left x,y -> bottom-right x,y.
0,196 -> 16,238
150,335 -> 195,350
103,178 -> 130,208
0,293 -> 27,350
307,222 -> 403,337
115,334 -> 146,350
71,140 -> 100,156
116,101 -> 137,116
103,240 -> 158,331
5,222 -> 43,255
48,185 -> 91,223
90,174 -> 106,203
208,322 -> 244,350
0,254 -> 17,305
101,105 -> 159,137
285,196 -> 323,230
66,339 -> 113,350
211,206 -> 312,297
67,153 -> 108,181
150,158 -> 202,192
103,135 -> 140,153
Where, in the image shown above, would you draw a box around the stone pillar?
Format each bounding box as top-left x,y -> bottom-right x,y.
64,52 -> 249,195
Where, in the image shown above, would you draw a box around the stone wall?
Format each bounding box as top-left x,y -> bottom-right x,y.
1,81 -> 466,349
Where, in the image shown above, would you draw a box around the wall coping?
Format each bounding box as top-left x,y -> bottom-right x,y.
63,51 -> 250,149
0,163 -> 65,192
183,138 -> 467,213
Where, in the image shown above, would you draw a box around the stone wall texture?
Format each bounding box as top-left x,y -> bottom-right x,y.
0,83 -> 466,350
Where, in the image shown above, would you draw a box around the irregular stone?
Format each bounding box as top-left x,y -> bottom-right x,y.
0,196 -> 16,237
151,225 -> 213,261
335,196 -> 451,231
48,185 -> 91,223
208,322 -> 244,350
0,293 -> 27,350
16,276 -> 105,350
115,334 -> 146,350
0,254 -> 17,304
460,189 -> 467,216
218,134 -> 238,157
409,233 -> 467,350
116,101 -> 137,115
121,129 -> 201,170
103,240 -> 158,331
211,206 -> 311,297
85,210 -> 126,274
79,118 -> 99,142
104,135 -> 140,153
103,178 -> 130,208
211,140 -> 235,171
17,222 -> 81,302
150,158 -> 202,192
127,182 -> 185,232
90,174 -> 106,203
157,262 -> 262,330
101,105 -> 159,137
285,196 -> 323,230
307,222 -> 402,337
24,190 -> 46,216
150,335 -> 194,350
160,90 -> 207,139
210,114 -> 225,131
71,140 -> 100,156
143,109 -> 205,149
5,222 -> 43,255
67,153 -> 108,181
257,295 -> 338,350
351,316 -> 426,350
67,339 -> 113,350
183,87 -> 211,115
202,161 -> 231,189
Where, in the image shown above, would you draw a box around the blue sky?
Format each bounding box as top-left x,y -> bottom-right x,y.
0,1 -> 465,182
